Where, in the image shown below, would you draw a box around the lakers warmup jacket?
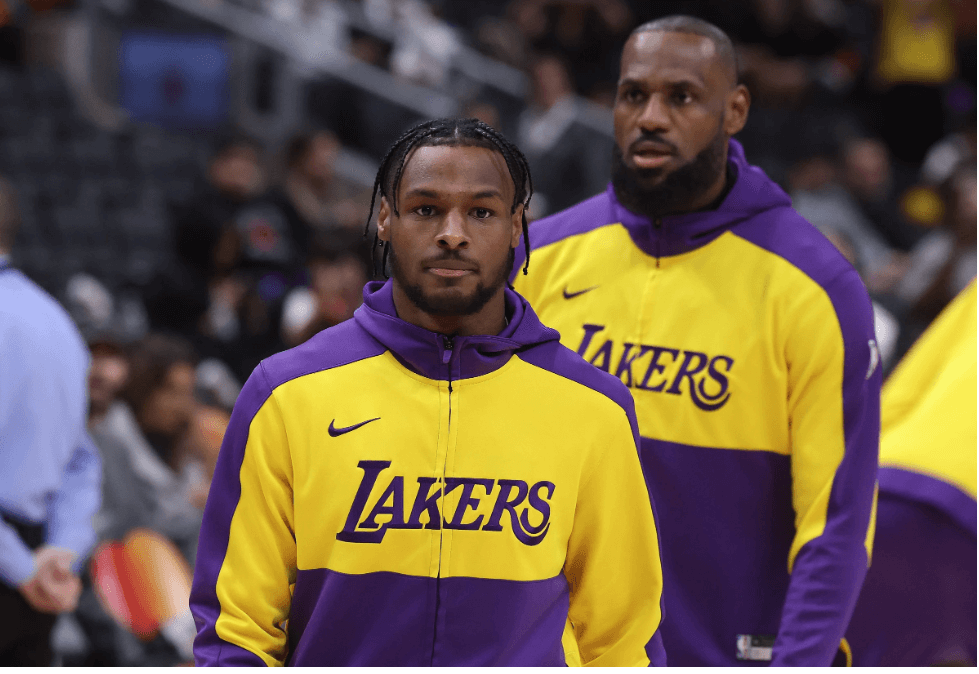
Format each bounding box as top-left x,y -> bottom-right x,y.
846,281 -> 976,666
513,140 -> 881,666
190,279 -> 667,666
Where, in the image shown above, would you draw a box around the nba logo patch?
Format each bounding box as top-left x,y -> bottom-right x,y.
866,339 -> 880,380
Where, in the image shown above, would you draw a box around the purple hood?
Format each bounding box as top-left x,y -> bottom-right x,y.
614,139 -> 793,258
353,279 -> 560,381
516,139 -> 795,268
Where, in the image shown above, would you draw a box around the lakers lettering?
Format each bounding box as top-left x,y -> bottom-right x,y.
336,461 -> 554,546
576,324 -> 734,411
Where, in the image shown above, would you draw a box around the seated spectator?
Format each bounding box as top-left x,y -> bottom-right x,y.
86,333 -> 130,430
789,153 -> 909,293
280,232 -> 370,347
896,164 -> 977,327
88,334 -> 204,563
149,134 -> 267,346
842,136 -> 926,251
517,54 -> 608,215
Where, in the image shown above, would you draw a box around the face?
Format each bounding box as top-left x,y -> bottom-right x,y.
377,144 -> 523,332
210,146 -> 263,201
303,133 -> 340,185
88,344 -> 129,416
612,31 -> 749,214
138,363 -> 197,438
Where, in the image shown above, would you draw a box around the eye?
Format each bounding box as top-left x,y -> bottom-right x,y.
472,207 -> 493,219
619,87 -> 645,104
670,89 -> 692,105
414,205 -> 436,217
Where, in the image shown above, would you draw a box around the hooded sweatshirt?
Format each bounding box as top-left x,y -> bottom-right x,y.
190,279 -> 666,666
513,139 -> 881,666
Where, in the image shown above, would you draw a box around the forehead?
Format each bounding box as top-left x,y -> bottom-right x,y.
620,30 -> 727,91
398,144 -> 513,200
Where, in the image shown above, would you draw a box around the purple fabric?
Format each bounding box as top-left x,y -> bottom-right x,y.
640,437 -> 795,666
733,198 -> 881,666
846,493 -> 977,666
878,466 -> 977,537
286,568 -> 569,666
191,320 -> 387,666
355,279 -> 561,381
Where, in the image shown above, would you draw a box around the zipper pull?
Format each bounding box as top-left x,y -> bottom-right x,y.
441,335 -> 453,365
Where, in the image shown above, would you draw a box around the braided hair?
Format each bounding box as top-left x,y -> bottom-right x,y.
364,118 -> 533,279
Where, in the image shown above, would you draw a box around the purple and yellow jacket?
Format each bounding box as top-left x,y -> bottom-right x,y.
190,279 -> 666,666
513,140 -> 881,666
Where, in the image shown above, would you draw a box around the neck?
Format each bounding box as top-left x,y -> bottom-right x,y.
390,282 -> 508,337
686,159 -> 731,213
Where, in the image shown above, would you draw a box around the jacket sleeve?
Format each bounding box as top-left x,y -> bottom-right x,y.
564,398 -> 666,667
772,271 -> 881,665
190,363 -> 296,666
46,430 -> 102,571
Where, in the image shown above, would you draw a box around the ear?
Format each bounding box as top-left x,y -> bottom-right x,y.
377,196 -> 392,242
510,203 -> 525,249
724,84 -> 750,136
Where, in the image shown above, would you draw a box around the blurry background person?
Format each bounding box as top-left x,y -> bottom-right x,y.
0,177 -> 101,665
89,334 -> 204,563
86,333 -> 131,429
894,164 -> 977,332
846,281 -> 977,666
280,231 -> 370,347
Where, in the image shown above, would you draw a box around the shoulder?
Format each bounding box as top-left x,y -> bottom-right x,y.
258,317 -> 388,393
528,189 -> 618,253
517,338 -> 638,428
0,272 -> 87,364
730,206 -> 874,326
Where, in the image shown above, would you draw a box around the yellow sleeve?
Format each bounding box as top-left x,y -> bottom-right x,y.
564,410 -> 665,667
212,374 -> 297,665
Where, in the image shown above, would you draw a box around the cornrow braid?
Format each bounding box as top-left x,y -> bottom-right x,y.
363,118 -> 534,281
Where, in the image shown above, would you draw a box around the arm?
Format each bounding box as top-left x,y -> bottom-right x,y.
45,431 -> 103,572
772,273 -> 881,666
565,402 -> 666,667
190,364 -> 296,666
0,522 -> 37,587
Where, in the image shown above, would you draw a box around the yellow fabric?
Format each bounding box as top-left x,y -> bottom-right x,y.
877,0 -> 955,85
213,350 -> 663,666
879,281 -> 977,498
515,224 -> 874,574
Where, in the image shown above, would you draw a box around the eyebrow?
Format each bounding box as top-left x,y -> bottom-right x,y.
403,188 -> 505,200
617,76 -> 706,90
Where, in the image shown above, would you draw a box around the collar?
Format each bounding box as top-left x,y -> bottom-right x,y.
353,279 -> 559,381
610,138 -> 792,258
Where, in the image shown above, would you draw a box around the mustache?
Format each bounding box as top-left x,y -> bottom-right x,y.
421,251 -> 479,269
628,132 -> 678,156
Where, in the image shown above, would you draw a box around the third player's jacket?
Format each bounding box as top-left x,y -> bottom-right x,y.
513,139 -> 881,666
190,279 -> 666,666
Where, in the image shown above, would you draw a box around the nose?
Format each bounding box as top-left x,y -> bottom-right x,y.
436,209 -> 470,249
637,94 -> 670,134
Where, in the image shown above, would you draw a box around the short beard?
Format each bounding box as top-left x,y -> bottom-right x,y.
611,128 -> 728,219
389,244 -> 514,317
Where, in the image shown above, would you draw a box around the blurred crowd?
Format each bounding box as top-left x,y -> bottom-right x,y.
0,0 -> 975,666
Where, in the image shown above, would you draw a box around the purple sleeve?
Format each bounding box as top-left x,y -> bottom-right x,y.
771,273 -> 882,666
190,365 -> 273,667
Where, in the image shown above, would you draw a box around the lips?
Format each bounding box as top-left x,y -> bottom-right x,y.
629,139 -> 675,170
424,259 -> 477,277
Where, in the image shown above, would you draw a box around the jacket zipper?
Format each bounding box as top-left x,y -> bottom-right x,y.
431,335 -> 454,664
654,216 -> 662,268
